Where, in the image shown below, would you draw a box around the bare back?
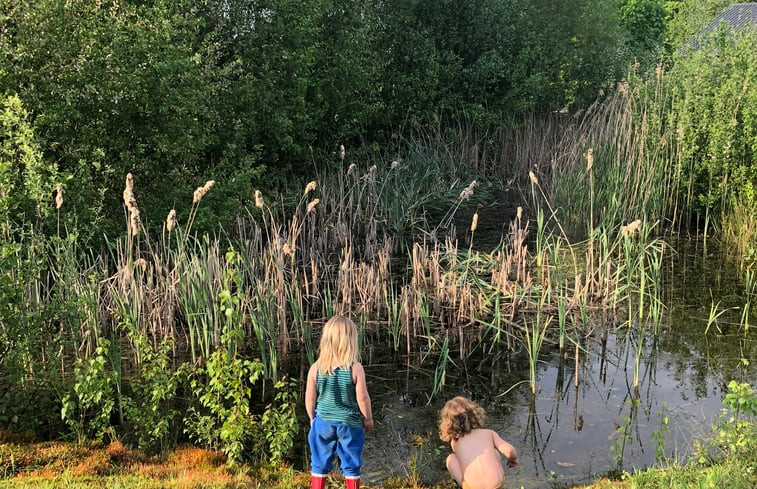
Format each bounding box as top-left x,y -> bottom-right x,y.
450,428 -> 510,489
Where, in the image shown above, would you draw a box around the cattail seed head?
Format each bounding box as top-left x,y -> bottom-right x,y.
307,198 -> 320,214
459,180 -> 478,201
55,185 -> 63,209
123,188 -> 134,211
621,219 -> 642,237
304,181 -> 317,195
130,212 -> 141,236
283,242 -> 294,257
135,258 -> 147,270
528,171 -> 538,185
470,212 -> 479,232
517,206 -> 522,220
255,190 -> 264,209
193,180 -> 215,204
339,145 -> 345,162
193,187 -> 203,204
587,148 -> 594,171
166,209 -> 177,232
125,173 -> 133,191
347,163 -> 357,175
390,160 -> 399,170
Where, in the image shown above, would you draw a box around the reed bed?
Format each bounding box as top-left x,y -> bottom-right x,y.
35,146 -> 668,410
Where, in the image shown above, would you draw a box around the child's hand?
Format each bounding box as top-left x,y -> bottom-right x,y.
364,418 -> 374,431
507,455 -> 519,468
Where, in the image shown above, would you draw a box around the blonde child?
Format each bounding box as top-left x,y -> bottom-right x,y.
439,396 -> 519,489
305,315 -> 373,489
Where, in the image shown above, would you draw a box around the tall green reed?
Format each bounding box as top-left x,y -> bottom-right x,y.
523,287 -> 553,396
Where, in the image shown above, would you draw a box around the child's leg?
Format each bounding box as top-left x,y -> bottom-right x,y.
308,417 -> 337,479
335,424 -> 365,488
445,453 -> 464,485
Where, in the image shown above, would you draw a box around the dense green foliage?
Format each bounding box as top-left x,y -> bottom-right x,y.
670,26 -> 757,237
0,0 -> 651,242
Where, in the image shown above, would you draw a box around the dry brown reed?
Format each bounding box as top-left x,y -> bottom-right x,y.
90,160 -> 662,382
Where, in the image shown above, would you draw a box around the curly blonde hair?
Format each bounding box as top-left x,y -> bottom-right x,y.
439,396 -> 486,442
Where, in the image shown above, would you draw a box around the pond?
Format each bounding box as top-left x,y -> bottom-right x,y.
350,239 -> 757,488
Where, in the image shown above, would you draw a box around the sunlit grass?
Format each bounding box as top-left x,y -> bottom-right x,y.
571,457 -> 756,489
0,440 -> 464,489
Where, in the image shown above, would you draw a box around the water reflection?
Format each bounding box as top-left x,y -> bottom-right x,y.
361,325 -> 753,488
293,240 -> 756,488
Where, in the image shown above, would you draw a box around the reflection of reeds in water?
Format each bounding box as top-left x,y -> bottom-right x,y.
742,268 -> 754,331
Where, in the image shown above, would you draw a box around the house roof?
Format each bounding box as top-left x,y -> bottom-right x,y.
701,3 -> 757,35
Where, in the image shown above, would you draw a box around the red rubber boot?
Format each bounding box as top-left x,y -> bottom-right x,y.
345,477 -> 360,489
311,475 -> 327,489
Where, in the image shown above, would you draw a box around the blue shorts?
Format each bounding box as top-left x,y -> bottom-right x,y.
308,415 -> 365,477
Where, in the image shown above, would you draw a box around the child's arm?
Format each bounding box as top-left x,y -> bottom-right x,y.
305,363 -> 318,425
352,362 -> 374,430
492,431 -> 519,467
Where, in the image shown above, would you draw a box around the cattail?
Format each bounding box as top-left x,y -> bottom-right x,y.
470,212 -> 479,232
587,148 -> 594,171
304,181 -> 317,195
55,185 -> 63,209
655,65 -> 663,83
193,180 -> 215,204
459,180 -> 478,201
307,198 -> 320,214
166,209 -> 177,232
621,219 -> 642,236
123,188 -> 135,212
130,211 -> 141,236
125,173 -> 133,191
390,160 -> 399,170
283,242 -> 294,257
339,144 -> 345,162
517,206 -> 522,220
347,163 -> 357,175
135,258 -> 147,270
529,171 -> 538,185
193,187 -> 203,204
362,165 -> 377,181
255,190 -> 264,208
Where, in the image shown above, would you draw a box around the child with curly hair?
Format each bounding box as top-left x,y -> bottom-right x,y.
305,315 -> 373,489
439,396 -> 519,489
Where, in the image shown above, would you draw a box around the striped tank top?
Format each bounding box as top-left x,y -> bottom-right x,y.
315,365 -> 363,429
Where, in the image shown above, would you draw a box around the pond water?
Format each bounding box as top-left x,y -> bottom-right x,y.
348,239 -> 756,488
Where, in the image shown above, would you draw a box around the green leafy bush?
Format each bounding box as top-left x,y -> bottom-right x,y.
120,332 -> 186,454
184,350 -> 265,465
61,338 -> 116,443
715,380 -> 757,460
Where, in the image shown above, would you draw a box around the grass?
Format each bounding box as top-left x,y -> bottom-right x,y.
0,439 -> 458,489
1,430 -> 754,489
571,457 -> 756,488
